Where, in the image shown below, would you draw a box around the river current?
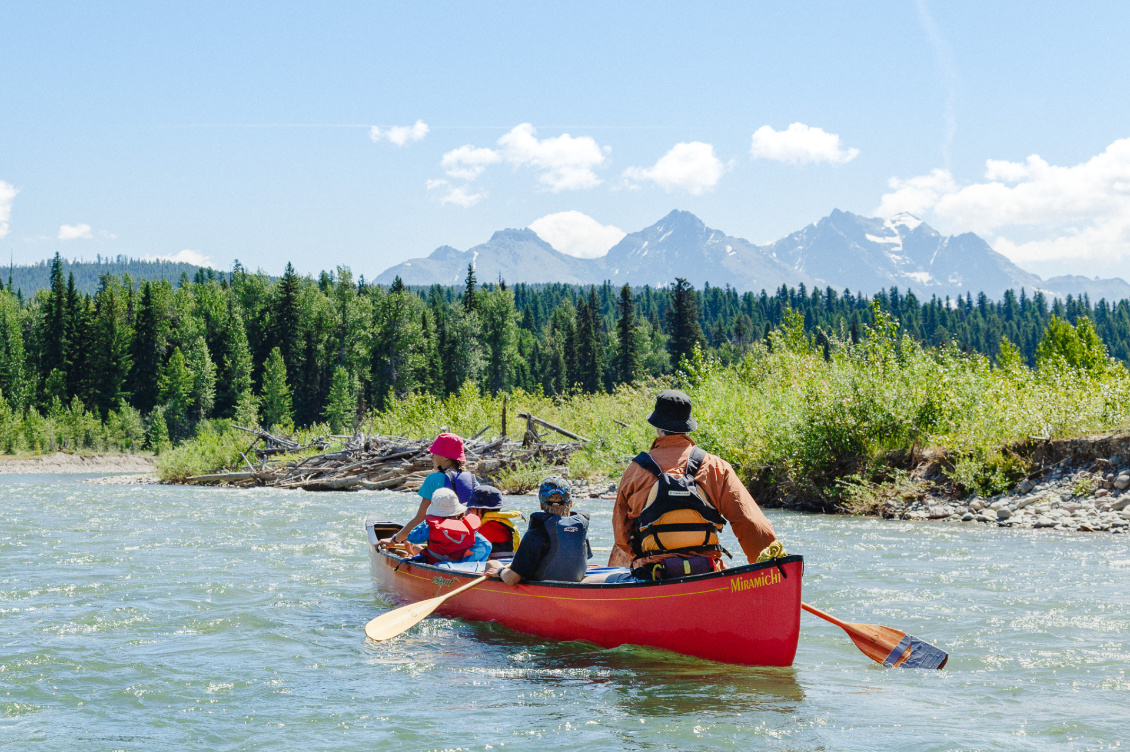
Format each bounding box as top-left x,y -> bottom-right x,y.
2,475 -> 1128,751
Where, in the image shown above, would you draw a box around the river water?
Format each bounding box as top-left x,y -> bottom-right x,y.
2,475 -> 1128,751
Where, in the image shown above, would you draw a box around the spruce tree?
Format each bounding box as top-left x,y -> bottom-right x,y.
665,278 -> 704,369
615,284 -> 638,384
479,286 -> 517,394
273,262 -> 302,370
92,284 -> 133,417
575,289 -> 603,393
42,253 -> 68,385
260,346 -> 293,428
128,281 -> 169,414
462,262 -> 477,313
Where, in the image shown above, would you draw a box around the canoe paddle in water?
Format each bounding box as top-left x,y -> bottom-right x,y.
364,575 -> 490,642
801,602 -> 948,669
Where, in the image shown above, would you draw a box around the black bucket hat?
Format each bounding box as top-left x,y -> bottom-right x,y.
647,389 -> 697,433
468,485 -> 504,510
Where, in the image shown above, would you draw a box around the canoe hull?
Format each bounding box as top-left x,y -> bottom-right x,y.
366,520 -> 803,666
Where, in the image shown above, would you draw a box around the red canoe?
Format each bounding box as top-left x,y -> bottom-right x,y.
366,518 -> 804,666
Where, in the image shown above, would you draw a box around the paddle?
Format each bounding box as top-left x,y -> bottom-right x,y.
801,602 -> 948,669
364,575 -> 490,642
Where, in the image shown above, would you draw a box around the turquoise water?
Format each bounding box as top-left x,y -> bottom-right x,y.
2,475 -> 1128,751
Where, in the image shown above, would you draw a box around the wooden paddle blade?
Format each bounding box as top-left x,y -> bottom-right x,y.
801,602 -> 948,669
364,596 -> 442,641
844,623 -> 948,669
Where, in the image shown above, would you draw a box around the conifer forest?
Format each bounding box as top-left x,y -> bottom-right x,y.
4,252 -> 1130,455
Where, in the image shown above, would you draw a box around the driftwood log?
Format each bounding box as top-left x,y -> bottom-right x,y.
184,414 -> 585,491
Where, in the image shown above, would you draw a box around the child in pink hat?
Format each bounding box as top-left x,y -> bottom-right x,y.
389,432 -> 478,546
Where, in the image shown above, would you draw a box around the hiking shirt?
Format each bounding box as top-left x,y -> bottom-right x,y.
509,511 -> 593,582
609,434 -> 777,568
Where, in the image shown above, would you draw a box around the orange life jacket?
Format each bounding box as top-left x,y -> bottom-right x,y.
423,514 -> 481,564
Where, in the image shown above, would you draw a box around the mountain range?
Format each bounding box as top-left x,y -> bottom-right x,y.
375,210 -> 1130,301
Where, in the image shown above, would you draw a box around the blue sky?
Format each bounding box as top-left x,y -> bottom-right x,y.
3,1 -> 1130,280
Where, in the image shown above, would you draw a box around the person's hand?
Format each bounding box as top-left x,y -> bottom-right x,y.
484,560 -> 504,578
403,541 -> 422,556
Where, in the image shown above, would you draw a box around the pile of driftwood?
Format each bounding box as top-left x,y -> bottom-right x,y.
182,413 -> 587,491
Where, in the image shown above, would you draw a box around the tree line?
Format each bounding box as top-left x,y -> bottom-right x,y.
1,253 -> 1128,452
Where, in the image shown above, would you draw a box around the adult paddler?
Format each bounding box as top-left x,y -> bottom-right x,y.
607,390 -> 778,581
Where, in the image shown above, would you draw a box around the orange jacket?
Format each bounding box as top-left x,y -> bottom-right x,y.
610,434 -> 777,568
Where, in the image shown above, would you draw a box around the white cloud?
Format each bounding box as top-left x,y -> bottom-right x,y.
58,223 -> 93,241
622,142 -> 726,195
369,120 -> 429,146
0,181 -> 17,238
875,137 -> 1130,266
427,179 -> 486,208
496,123 -> 609,192
750,123 -> 859,165
142,249 -> 216,267
528,211 -> 626,259
875,168 -> 958,217
441,145 -> 503,180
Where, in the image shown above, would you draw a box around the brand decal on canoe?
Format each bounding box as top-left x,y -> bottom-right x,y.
730,569 -> 783,594
431,575 -> 455,588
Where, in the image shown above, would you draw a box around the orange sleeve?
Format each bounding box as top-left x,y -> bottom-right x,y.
609,465 -> 642,567
705,457 -> 777,563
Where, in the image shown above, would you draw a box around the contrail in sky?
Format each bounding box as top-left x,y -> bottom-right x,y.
914,0 -> 960,167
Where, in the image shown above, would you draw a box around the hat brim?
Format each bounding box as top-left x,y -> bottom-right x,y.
646,411 -> 697,433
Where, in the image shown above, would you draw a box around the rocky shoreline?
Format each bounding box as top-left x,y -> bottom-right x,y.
896,464 -> 1130,534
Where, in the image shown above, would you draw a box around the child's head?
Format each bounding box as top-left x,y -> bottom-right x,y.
467,485 -> 503,516
428,432 -> 466,471
538,476 -> 572,516
428,488 -> 466,519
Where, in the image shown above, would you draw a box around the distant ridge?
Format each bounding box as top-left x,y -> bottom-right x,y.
7,256 -> 207,296
376,210 -> 1130,301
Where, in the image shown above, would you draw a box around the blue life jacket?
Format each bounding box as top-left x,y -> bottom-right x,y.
532,511 -> 592,582
444,470 -> 477,506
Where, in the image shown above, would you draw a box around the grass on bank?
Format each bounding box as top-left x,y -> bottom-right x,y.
159,308 -> 1130,509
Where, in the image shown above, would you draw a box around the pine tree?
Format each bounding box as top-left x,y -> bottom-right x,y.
615,284 -> 638,384
260,346 -> 293,428
666,278 -> 704,369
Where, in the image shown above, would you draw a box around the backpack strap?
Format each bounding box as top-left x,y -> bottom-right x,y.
632,452 -> 664,479
684,447 -> 706,480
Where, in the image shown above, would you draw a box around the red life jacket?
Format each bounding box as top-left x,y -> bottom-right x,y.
423,514 -> 481,564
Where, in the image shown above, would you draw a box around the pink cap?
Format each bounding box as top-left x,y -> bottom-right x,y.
428,432 -> 466,462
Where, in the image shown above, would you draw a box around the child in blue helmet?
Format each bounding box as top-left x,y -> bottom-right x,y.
484,477 -> 592,584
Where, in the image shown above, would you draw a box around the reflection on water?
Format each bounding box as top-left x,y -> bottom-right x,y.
2,478 -> 1128,751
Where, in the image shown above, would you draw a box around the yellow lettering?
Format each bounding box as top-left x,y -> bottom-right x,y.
730,568 -> 784,596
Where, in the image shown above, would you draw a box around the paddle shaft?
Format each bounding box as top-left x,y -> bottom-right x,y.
441,574 -> 490,600
801,601 -> 852,631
